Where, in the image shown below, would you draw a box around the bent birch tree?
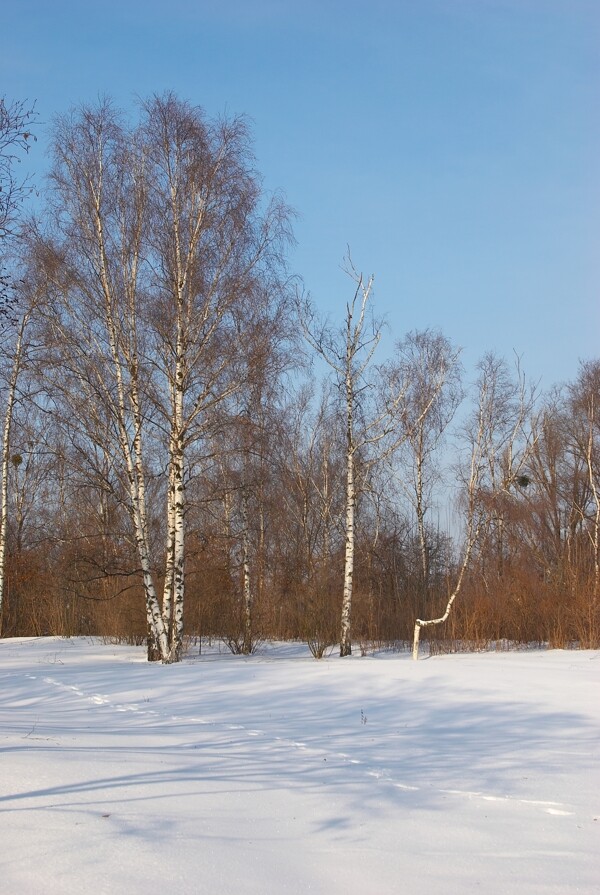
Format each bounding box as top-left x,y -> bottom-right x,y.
412,353 -> 537,658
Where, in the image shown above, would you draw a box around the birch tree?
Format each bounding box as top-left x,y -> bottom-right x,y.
278,382 -> 344,655
33,95 -> 292,661
33,105 -> 169,658
210,283 -> 294,655
569,362 -> 600,601
412,352 -> 536,658
0,311 -> 30,633
0,97 -> 37,632
1,97 -> 36,322
300,267 -> 375,655
384,330 -> 462,595
520,394 -> 586,580
300,260 -> 404,656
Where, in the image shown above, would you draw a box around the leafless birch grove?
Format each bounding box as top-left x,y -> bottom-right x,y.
0,92 -> 598,656
25,96 -> 291,660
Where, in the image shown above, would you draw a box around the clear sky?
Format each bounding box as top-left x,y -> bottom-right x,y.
3,0 -> 599,389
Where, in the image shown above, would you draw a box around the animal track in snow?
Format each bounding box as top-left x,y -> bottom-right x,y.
30,672 -> 582,821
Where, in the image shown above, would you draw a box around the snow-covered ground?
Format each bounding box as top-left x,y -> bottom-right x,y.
0,637 -> 598,894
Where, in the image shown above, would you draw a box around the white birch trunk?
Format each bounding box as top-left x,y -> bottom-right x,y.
241,487 -> 253,654
164,158 -> 194,663
171,427 -> 185,661
93,200 -> 170,662
412,381 -> 488,659
340,362 -> 355,657
257,498 -> 265,604
129,401 -> 170,662
161,453 -> 176,638
321,441 -> 331,567
300,268 -> 376,659
162,422 -> 185,662
585,400 -> 600,599
0,314 -> 28,633
412,532 -> 478,659
415,443 -> 429,589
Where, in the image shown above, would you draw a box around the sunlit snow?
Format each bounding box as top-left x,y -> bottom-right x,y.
1,638 -> 598,894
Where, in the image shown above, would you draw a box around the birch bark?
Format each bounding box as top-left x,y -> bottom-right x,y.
89,157 -> 170,661
0,312 -> 28,633
241,487 -> 253,654
300,263 -> 378,657
35,95 -> 292,661
340,359 -> 355,656
411,353 -> 536,658
587,410 -> 600,599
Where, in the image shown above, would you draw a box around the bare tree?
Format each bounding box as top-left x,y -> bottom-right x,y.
569,362 -> 600,599
212,284 -> 295,655
412,352 -> 536,658
32,95 -> 292,661
0,99 -> 38,629
0,97 -> 36,322
0,310 -> 31,632
277,381 -> 344,655
299,259 -> 408,655
383,329 -> 463,594
519,392 -> 586,582
299,263 -> 380,654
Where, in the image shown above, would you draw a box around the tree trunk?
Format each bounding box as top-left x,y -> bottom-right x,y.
161,452 -> 176,641
0,313 -> 28,635
415,444 -> 429,594
171,429 -> 185,661
241,487 -> 253,654
340,365 -> 355,657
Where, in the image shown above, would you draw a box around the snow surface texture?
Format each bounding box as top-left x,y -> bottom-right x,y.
0,638 -> 598,894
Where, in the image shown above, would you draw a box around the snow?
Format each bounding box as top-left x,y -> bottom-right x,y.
0,638 -> 598,894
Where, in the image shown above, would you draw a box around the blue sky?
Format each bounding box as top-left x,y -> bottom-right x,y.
3,0 -> 599,389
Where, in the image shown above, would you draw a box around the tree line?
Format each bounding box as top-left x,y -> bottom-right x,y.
1,94 -> 598,660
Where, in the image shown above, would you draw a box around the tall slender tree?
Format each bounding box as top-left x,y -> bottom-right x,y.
32,95 -> 292,661
383,329 -> 463,597
300,260 -> 407,655
0,97 -> 37,632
